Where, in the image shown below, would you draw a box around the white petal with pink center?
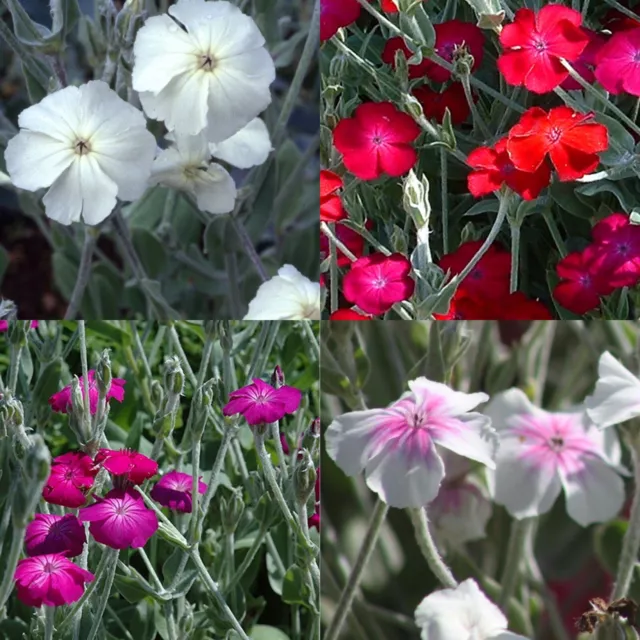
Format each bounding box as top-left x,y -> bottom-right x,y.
325,377 -> 497,508
585,351 -> 640,428
485,388 -> 624,526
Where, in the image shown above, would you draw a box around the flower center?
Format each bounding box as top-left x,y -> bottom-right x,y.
634,50 -> 640,63
549,435 -> 565,451
372,276 -> 388,289
533,39 -> 547,53
548,127 -> 562,143
42,560 -> 56,574
74,139 -> 91,156
199,53 -> 216,71
371,135 -> 384,147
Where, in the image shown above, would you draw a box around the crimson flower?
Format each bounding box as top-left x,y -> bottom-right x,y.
591,213 -> 640,287
595,28 -> 640,96
79,488 -> 159,549
496,292 -> 554,319
14,554 -> 94,607
435,291 -> 552,319
223,378 -> 302,425
329,309 -> 372,320
498,5 -> 588,94
507,106 -> 608,181
425,20 -> 485,83
25,514 -> 86,558
49,370 -> 126,415
342,253 -> 415,315
561,28 -> 605,91
413,83 -> 471,125
95,449 -> 158,485
42,451 -> 98,508
320,223 -> 365,267
553,246 -> 615,314
333,102 -> 420,180
150,470 -> 207,513
320,170 -> 346,223
438,240 -> 511,302
467,138 -> 551,200
382,37 -> 432,79
320,0 -> 360,41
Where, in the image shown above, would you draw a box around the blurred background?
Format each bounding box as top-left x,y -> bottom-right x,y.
0,0 -> 319,318
320,320 -> 640,640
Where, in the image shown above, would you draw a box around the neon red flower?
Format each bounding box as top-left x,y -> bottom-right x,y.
320,223 -> 365,267
595,28 -> 640,96
329,309 -> 371,320
425,20 -> 485,83
507,106 -> 608,182
333,102 -> 420,180
498,5 -> 588,94
561,28 -> 605,91
320,0 -> 360,42
320,170 -> 346,223
382,37 -> 432,79
553,246 -> 615,314
342,253 -> 415,315
438,240 -> 511,302
413,83 -> 471,125
467,138 -> 551,200
434,291 -> 552,320
592,213 -> 640,287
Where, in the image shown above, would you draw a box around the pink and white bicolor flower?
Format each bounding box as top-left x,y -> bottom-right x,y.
325,377 -> 497,508
485,388 -> 626,526
585,351 -> 640,428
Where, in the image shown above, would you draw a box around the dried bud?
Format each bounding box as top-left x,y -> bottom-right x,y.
300,418 -> 320,457
271,365 -> 284,388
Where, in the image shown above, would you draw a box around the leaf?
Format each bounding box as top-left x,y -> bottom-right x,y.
3,0 -> 50,46
32,358 -> 63,404
125,414 -> 144,451
132,229 -> 168,279
250,626 -> 291,640
50,0 -> 81,44
596,113 -> 636,166
462,199 -> 500,217
281,565 -> 312,610
575,180 -> 634,213
53,253 -> 78,302
21,61 -> 49,104
549,182 -> 596,218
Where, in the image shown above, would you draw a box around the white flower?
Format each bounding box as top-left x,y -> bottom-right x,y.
244,265 -> 320,320
4,81 -> 156,226
585,351 -> 640,428
209,118 -> 273,169
150,133 -> 236,214
132,0 -> 275,141
415,579 -> 529,640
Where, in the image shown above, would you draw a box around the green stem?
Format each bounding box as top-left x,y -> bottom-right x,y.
542,209 -> 568,258
8,343 -> 22,395
228,214 -> 268,283
301,319 -> 320,360
321,222 -> 357,261
324,498 -> 390,640
224,527 -> 268,593
86,549 -> 119,640
78,321 -> 91,442
329,223 -> 339,313
440,149 -> 449,254
65,231 -> 98,320
510,222 -> 521,293
44,607 -> 54,640
409,508 -> 457,588
461,74 -> 492,140
190,551 -> 250,640
499,518 -> 533,609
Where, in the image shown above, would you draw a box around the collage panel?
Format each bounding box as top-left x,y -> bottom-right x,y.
321,320 -> 640,639
0,320 -> 320,639
320,0 -> 640,321
0,0 -> 319,321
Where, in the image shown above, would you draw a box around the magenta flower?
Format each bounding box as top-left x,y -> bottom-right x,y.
150,470 -> 207,513
223,378 -> 302,426
326,378 -> 496,508
485,388 -> 625,526
49,370 -> 126,414
95,448 -> 158,485
25,514 -> 86,558
591,212 -> 640,288
595,28 -> 640,95
14,554 -> 94,607
0,320 -> 38,332
78,488 -> 158,549
42,451 -> 98,508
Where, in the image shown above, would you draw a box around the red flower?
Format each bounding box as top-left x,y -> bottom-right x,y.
553,246 -> 615,314
320,223 -> 365,267
320,0 -> 360,41
496,292 -> 553,319
425,20 -> 485,83
382,37 -> 433,79
438,240 -> 511,302
592,213 -> 640,287
342,253 -> 415,315
320,170 -> 346,223
329,309 -> 371,320
333,102 -> 420,180
379,0 -> 425,11
561,28 -> 606,91
498,5 -> 588,94
507,106 -> 608,182
433,294 -> 492,320
413,83 -> 471,125
95,449 -> 158,485
595,28 -> 640,96
467,138 -> 551,200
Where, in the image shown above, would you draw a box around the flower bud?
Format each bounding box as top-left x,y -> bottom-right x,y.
300,418 -> 320,457
151,380 -> 164,411
157,520 -> 190,550
13,434 -> 50,526
96,349 -> 112,396
8,320 -> 27,346
220,488 -> 245,535
192,381 -> 214,439
163,356 -> 185,397
294,450 -> 317,506
271,365 -> 284,389
403,169 -> 432,247
71,377 -> 85,417
253,491 -> 279,529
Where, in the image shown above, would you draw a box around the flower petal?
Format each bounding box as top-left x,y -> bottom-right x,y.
210,118 -> 272,168
193,163 -> 237,214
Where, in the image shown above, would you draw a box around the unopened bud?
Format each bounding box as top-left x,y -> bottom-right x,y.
220,488 -> 245,535
271,365 -> 284,388
71,377 -> 85,416
151,380 -> 164,410
294,450 -> 317,506
300,418 -> 320,456
163,356 -> 185,397
96,349 -> 112,395
192,381 -> 214,439
452,46 -> 475,79
8,321 -> 27,346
